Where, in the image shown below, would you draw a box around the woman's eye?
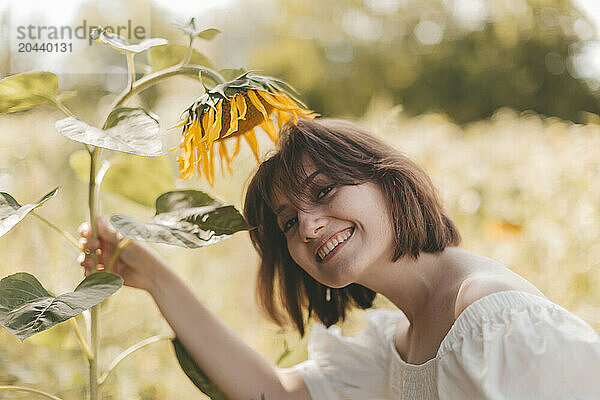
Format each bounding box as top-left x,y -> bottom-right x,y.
317,185 -> 334,200
283,216 -> 298,232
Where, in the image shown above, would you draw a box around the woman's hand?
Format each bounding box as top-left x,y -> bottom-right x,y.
77,216 -> 167,292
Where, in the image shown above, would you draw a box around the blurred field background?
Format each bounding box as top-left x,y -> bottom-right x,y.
1,0 -> 600,398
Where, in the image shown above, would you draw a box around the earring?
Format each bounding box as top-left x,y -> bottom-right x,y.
325,287 -> 331,302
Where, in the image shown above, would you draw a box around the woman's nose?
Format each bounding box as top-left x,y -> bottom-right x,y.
298,210 -> 326,242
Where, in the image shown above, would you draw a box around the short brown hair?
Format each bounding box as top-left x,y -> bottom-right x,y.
243,118 -> 461,335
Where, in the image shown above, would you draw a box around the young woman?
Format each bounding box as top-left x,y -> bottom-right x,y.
79,118 -> 600,399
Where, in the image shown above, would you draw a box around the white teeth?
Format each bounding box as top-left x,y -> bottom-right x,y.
318,230 -> 352,260
318,248 -> 326,259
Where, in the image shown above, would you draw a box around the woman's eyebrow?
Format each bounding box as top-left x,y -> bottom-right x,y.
273,171 -> 323,216
301,170 -> 321,186
274,204 -> 289,216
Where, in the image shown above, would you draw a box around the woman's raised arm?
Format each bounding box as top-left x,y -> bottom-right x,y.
148,262 -> 311,400
79,217 -> 311,400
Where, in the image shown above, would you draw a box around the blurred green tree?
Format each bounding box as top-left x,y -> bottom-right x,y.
252,0 -> 599,123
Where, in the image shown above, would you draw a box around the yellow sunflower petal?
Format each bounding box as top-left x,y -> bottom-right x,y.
236,94 -> 247,120
247,90 -> 271,123
208,142 -> 216,185
218,142 -> 225,177
190,117 -> 202,146
169,138 -> 185,152
177,151 -> 194,180
196,142 -> 213,185
259,91 -> 302,112
204,105 -> 216,147
259,119 -> 277,142
233,135 -> 241,159
182,133 -> 194,165
202,109 -> 212,143
222,95 -> 240,138
181,163 -> 194,180
272,92 -> 305,109
276,110 -> 291,131
168,119 -> 188,130
290,111 -> 299,124
243,129 -> 260,162
274,93 -> 317,120
201,149 -> 210,184
208,101 -> 223,147
219,141 -> 233,174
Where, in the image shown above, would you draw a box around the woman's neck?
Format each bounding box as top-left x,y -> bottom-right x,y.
356,246 -> 466,324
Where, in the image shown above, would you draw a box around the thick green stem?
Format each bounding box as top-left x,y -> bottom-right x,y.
89,305 -> 100,400
111,64 -> 225,109
126,53 -> 136,92
0,386 -> 63,400
178,35 -> 194,67
88,147 -> 100,400
89,149 -> 99,237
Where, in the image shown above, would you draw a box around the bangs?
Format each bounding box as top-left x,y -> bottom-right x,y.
263,119 -> 372,213
266,151 -> 360,214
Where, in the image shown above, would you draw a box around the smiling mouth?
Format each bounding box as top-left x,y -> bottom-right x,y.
316,227 -> 354,262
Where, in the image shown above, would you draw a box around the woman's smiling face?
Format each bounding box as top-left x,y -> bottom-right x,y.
272,159 -> 395,288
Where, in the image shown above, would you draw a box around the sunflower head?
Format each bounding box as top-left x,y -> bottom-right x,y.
171,72 -> 317,185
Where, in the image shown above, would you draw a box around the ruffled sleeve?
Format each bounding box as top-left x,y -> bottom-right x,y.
437,291 -> 600,400
292,308 -> 407,400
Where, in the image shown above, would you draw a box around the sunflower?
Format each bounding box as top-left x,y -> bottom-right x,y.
171,72 -> 317,184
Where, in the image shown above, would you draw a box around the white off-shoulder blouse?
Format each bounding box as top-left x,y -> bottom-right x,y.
292,290 -> 600,399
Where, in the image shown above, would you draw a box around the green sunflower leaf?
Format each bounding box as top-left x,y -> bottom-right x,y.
0,72 -> 59,114
0,271 -> 123,340
0,188 -> 58,238
56,108 -> 164,156
69,150 -> 174,208
172,337 -> 229,400
154,190 -> 220,215
172,18 -> 221,40
197,28 -> 221,41
102,107 -> 158,130
110,190 -> 252,248
90,27 -> 168,54
148,44 -> 215,71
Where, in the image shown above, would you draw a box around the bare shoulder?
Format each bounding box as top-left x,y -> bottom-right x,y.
454,272 -> 545,320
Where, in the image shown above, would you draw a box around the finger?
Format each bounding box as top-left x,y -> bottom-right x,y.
96,248 -> 105,265
80,255 -> 97,269
78,222 -> 91,238
80,237 -> 101,252
96,216 -> 122,242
